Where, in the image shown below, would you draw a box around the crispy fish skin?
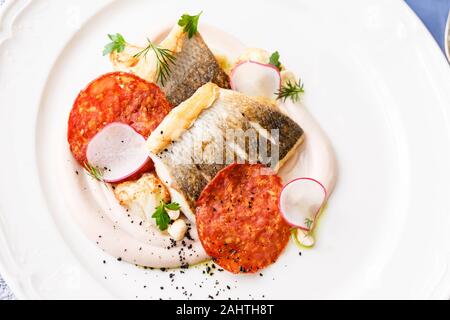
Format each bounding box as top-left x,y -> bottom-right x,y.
162,32 -> 230,106
148,84 -> 304,218
220,92 -> 304,170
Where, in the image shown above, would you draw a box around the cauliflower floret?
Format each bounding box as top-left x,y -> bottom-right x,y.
114,173 -> 170,223
234,48 -> 272,66
168,219 -> 188,241
114,173 -> 188,240
280,70 -> 297,86
110,25 -> 185,83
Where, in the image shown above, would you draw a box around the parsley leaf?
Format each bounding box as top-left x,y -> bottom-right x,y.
165,202 -> 181,211
152,202 -> 171,231
152,201 -> 181,231
178,11 -> 203,39
103,33 -> 126,56
269,51 -> 282,71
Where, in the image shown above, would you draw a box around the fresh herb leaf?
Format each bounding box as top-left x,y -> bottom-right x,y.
152,202 -> 171,231
103,33 -> 126,56
133,39 -> 176,86
165,202 -> 181,211
304,218 -> 314,230
152,201 -> 180,231
269,51 -> 282,71
83,163 -> 104,182
178,11 -> 203,38
277,78 -> 305,103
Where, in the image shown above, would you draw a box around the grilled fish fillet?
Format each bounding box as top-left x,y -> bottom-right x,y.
147,83 -> 304,221
111,25 -> 230,106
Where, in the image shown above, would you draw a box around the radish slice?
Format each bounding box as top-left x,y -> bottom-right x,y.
230,61 -> 281,100
279,178 -> 327,231
86,123 -> 150,183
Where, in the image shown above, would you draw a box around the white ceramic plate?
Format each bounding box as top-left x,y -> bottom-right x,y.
1,0 -> 450,300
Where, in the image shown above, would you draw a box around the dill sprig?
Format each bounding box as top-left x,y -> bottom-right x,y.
84,163 -> 104,182
277,78 -> 305,103
304,218 -> 314,230
133,39 -> 176,86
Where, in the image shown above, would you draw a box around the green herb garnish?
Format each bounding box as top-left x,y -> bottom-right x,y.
269,51 -> 282,71
152,201 -> 181,231
277,78 -> 305,103
103,33 -> 126,56
304,218 -> 314,230
133,39 -> 176,86
178,11 -> 203,39
164,202 -> 181,211
84,163 -> 104,182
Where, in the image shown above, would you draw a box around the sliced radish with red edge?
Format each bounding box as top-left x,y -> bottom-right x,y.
86,122 -> 150,183
279,178 -> 327,231
230,61 -> 281,100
